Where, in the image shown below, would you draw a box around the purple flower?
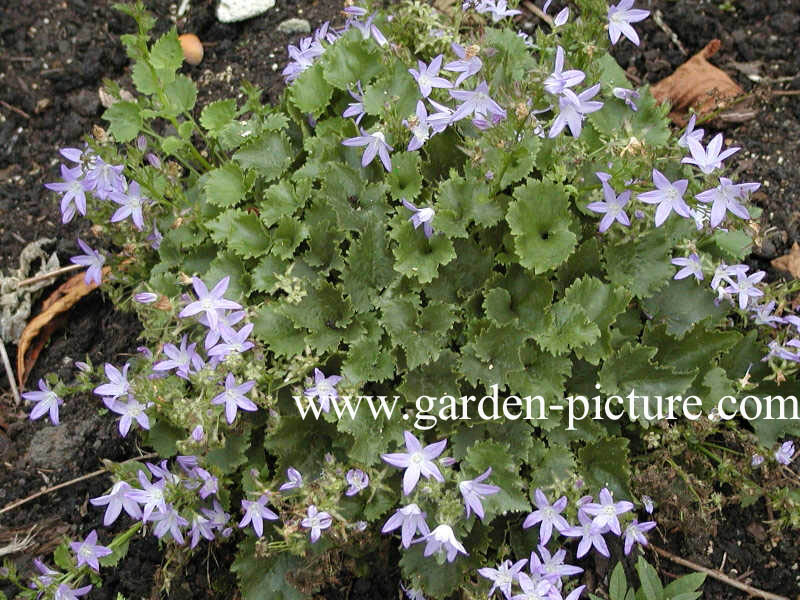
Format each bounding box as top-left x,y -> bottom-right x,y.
427,98 -> 454,133
179,276 -> 242,331
724,269 -> 765,310
200,309 -> 246,350
381,503 -> 430,548
134,292 -> 158,304
623,519 -> 657,555
409,55 -> 453,98
342,129 -> 393,172
405,101 -> 432,151
449,80 -> 506,124
642,495 -> 654,514
678,114 -> 705,148
695,177 -> 759,228
402,199 -> 435,239
207,322 -> 255,359
478,558 -> 527,599
613,86 -> 640,111
151,505 -> 189,544
381,430 -> 447,495
22,378 -> 62,425
69,530 -> 112,572
458,467 -> 500,520
90,481 -> 143,525
105,396 -> 150,437
529,545 -> 583,582
348,12 -> 388,47
189,513 -> 215,548
211,373 -> 257,424
775,440 -> 795,465
70,238 -> 105,286
301,504 -> 333,543
444,43 -> 483,86
751,301 -> 784,328
45,164 -> 89,224
148,222 -> 163,250
282,36 -> 325,83
83,157 -> 125,200
239,495 -> 279,537
31,557 -> 61,588
475,0 -> 521,22
562,511 -> 610,558
127,470 -> 167,522
94,363 -> 131,401
109,180 -> 148,230
421,524 -> 467,562
279,467 -> 304,491
304,368 -> 343,413
345,468 -> 369,496
153,335 -> 205,379
553,5 -> 569,26
671,253 -> 704,281
543,46 -> 585,96
522,488 -> 570,545
751,453 -> 765,467
202,500 -> 232,534
53,583 -> 93,600
342,81 -> 366,125
607,0 -> 650,46
636,169 -> 691,226
510,574 -> 556,600
681,134 -> 740,174
548,84 -> 603,138
586,174 -> 631,232
764,339 -> 800,363
581,487 -> 634,535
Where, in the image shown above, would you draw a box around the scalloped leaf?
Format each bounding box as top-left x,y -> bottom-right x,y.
507,180 -> 577,274
234,131 -> 294,181
390,215 -> 457,284
289,62 -> 333,117
604,227 -> 673,299
204,162 -> 247,208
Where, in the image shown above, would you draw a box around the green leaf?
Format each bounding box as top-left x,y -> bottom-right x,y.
145,419 -> 183,457
342,213 -> 394,312
205,252 -> 249,302
103,101 -> 142,143
536,302 -> 601,356
610,562 -> 629,600
464,439 -> 530,515
636,556 -> 664,600
579,437 -> 631,498
289,62 -> 333,116
705,228 -> 752,261
259,180 -> 307,227
663,572 -> 706,599
498,135 -> 540,188
252,303 -> 306,357
434,173 -> 500,238
271,215 -> 309,260
235,131 -> 294,181
201,99 -> 238,134
232,544 -> 305,600
643,322 -> 741,373
527,441 -> 576,489
164,74 -> 197,114
99,523 -> 140,568
386,151 -> 423,201
321,33 -> 383,90
149,29 -> 183,78
208,209 -> 270,259
131,62 -> 159,95
390,215 -> 456,284
604,227 -> 673,299
598,344 -> 697,418
251,254 -> 288,293
564,276 -> 631,363
204,162 -> 247,208
507,180 -> 577,274
641,278 -> 727,338
363,58 -> 419,118
207,430 -> 251,473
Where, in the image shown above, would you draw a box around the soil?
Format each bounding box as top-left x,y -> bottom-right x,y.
0,0 -> 798,599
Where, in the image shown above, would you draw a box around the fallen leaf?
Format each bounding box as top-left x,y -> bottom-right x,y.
16,268 -> 109,389
651,39 -> 753,126
771,242 -> 800,279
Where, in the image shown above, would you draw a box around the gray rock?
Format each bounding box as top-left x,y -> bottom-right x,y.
26,414 -> 99,469
277,18 -> 311,35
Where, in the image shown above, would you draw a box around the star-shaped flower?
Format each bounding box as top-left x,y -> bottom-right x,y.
239,494 -> 279,537
681,133 -> 740,174
580,487 -> 634,535
70,238 -> 105,286
522,488 -> 570,545
548,84 -> 603,138
211,373 -> 257,424
409,55 -> 453,98
671,253 -> 704,281
381,503 -> 430,548
69,530 -> 112,572
22,378 -> 63,425
543,46 -> 585,96
421,524 -> 468,562
586,173 -> 631,232
458,467 -> 500,520
381,431 -> 447,495
301,504 -> 333,543
342,129 -> 394,172
607,0 -> 650,46
179,276 -> 242,331
402,199 -> 435,238
478,558 -> 528,599
636,169 -> 691,226
90,481 -> 143,526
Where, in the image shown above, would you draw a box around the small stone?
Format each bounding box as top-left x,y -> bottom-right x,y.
277,18 -> 311,34
216,0 -> 275,23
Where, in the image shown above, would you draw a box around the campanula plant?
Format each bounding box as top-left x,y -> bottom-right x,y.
9,0 -> 800,599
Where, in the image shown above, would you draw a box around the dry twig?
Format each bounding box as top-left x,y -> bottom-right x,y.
650,544 -> 790,600
522,0 -> 554,27
0,337 -> 21,405
17,264 -> 83,289
0,452 -> 158,516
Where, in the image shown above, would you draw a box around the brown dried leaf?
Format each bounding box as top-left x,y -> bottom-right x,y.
651,39 -> 748,126
771,242 -> 800,279
16,268 -> 109,389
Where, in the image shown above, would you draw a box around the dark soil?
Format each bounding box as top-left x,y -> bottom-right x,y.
1,0 -> 798,599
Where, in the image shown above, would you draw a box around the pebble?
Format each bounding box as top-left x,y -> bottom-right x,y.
216,0 -> 275,23
277,18 -> 311,35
